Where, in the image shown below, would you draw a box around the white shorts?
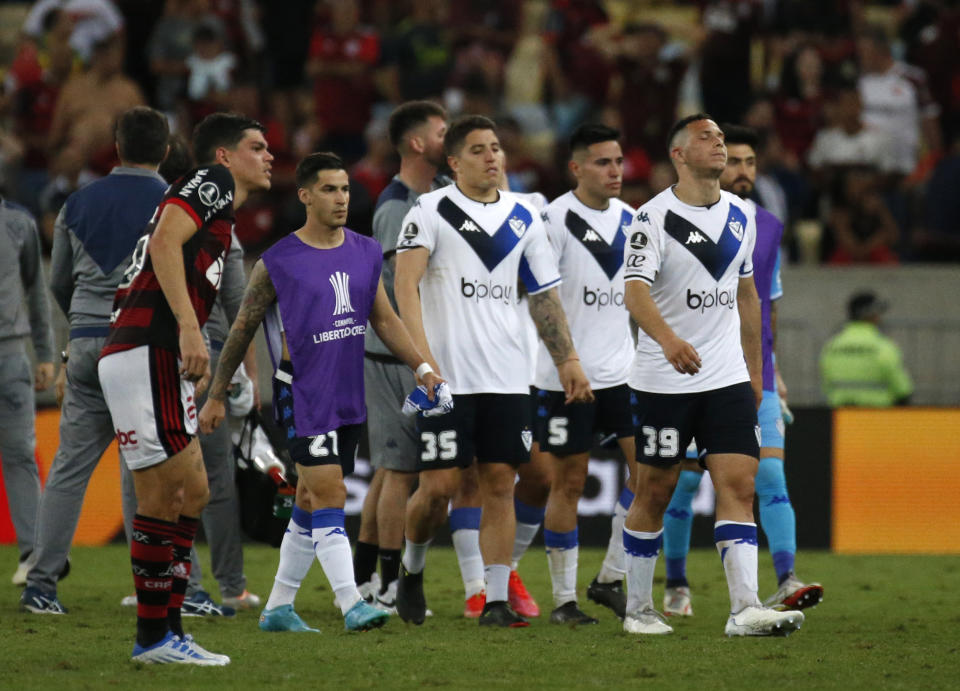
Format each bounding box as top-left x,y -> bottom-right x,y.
98,345 -> 197,470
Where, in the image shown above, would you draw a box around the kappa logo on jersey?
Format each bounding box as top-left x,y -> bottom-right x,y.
437,196 -> 533,271
686,230 -> 707,244
205,253 -> 224,289
664,203 -> 748,281
565,209 -> 629,279
329,271 -> 355,315
459,219 -> 481,233
198,181 -> 220,207
629,230 -> 648,250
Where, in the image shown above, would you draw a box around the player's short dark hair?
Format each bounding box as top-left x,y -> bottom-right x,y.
666,113 -> 713,151
158,134 -> 195,184
192,112 -> 266,165
569,124 -> 621,155
115,106 -> 169,165
295,152 -> 345,188
720,124 -> 759,151
389,100 -> 447,150
444,115 -> 497,157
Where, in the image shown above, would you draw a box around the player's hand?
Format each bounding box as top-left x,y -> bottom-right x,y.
420,371 -> 445,400
775,369 -> 788,401
198,398 -> 226,435
558,358 -> 594,404
34,362 -> 54,391
179,325 -> 210,383
662,336 -> 701,375
54,365 -> 67,407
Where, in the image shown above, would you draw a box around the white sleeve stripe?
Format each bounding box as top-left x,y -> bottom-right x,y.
624,274 -> 654,285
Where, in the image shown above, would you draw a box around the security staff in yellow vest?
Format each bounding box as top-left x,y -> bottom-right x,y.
819,291 -> 913,407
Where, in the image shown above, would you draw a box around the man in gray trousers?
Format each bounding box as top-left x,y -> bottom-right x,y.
1,193 -> 54,587
21,107 -> 171,613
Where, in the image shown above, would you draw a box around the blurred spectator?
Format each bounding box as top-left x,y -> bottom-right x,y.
447,0 -> 520,97
380,0 -> 452,102
350,118 -> 396,201
306,0 -> 383,162
808,86 -> 898,175
147,0 -> 223,115
856,24 -> 942,177
913,134 -> 960,262
607,21 -> 687,163
496,116 -> 557,197
825,166 -> 900,265
697,0 -> 762,127
48,33 -> 145,178
820,291 -> 913,407
897,1 -> 960,144
6,8 -> 79,218
22,0 -> 124,64
543,0 -> 614,133
184,22 -> 237,120
773,43 -> 825,163
256,0 -> 314,134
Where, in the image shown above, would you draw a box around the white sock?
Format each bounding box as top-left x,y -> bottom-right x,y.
714,520 -> 761,613
402,538 -> 432,575
312,509 -> 361,615
623,527 -> 662,616
546,545 -> 579,608
452,529 -> 484,597
485,563 -> 511,603
511,522 -> 541,570
265,513 -> 315,610
598,501 -> 629,583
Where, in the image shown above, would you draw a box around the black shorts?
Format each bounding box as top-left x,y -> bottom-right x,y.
273,363 -> 360,474
416,393 -> 532,470
630,382 -> 759,468
534,384 -> 633,455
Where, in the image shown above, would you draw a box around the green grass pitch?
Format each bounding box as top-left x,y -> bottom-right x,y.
2,544 -> 959,689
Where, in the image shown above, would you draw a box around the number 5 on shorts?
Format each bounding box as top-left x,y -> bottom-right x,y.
421,430 -> 457,462
641,426 -> 679,458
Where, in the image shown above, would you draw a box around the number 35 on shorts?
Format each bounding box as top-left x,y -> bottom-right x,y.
641,426 -> 680,458
421,430 -> 457,462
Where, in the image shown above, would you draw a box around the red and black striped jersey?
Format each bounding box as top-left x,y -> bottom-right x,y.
102,164 -> 235,357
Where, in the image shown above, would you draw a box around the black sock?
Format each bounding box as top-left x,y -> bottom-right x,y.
379,549 -> 401,591
353,540 -> 379,585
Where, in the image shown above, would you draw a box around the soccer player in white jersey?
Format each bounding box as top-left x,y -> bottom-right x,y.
525,124 -> 637,625
620,114 -> 804,637
394,115 -> 593,627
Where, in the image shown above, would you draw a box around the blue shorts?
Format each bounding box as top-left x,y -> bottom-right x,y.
685,389 -> 783,460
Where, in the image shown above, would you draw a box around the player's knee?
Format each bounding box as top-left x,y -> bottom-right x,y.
638,475 -> 676,514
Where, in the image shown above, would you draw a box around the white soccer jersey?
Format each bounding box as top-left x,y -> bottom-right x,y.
511,191 -> 548,387
397,184 -> 561,394
624,187 -> 755,394
534,191 -> 635,391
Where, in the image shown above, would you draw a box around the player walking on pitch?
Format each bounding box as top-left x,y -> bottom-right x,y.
197,152 -> 445,634
98,112 -> 273,664
620,114 -> 804,636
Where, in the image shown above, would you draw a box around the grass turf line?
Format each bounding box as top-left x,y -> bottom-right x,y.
2,545 -> 959,689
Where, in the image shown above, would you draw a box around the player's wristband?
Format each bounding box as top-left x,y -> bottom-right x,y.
415,362 -> 434,379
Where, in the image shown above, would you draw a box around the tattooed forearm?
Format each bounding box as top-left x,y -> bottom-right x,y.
207,260 -> 276,401
528,288 -> 576,364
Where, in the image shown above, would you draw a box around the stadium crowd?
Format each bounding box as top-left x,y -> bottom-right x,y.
1,0 -> 959,264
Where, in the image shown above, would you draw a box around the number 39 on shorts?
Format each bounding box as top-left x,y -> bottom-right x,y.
641,426 -> 679,458
421,430 -> 457,462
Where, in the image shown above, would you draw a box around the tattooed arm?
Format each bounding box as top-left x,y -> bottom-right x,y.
197,259 -> 276,433
528,288 -> 593,403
